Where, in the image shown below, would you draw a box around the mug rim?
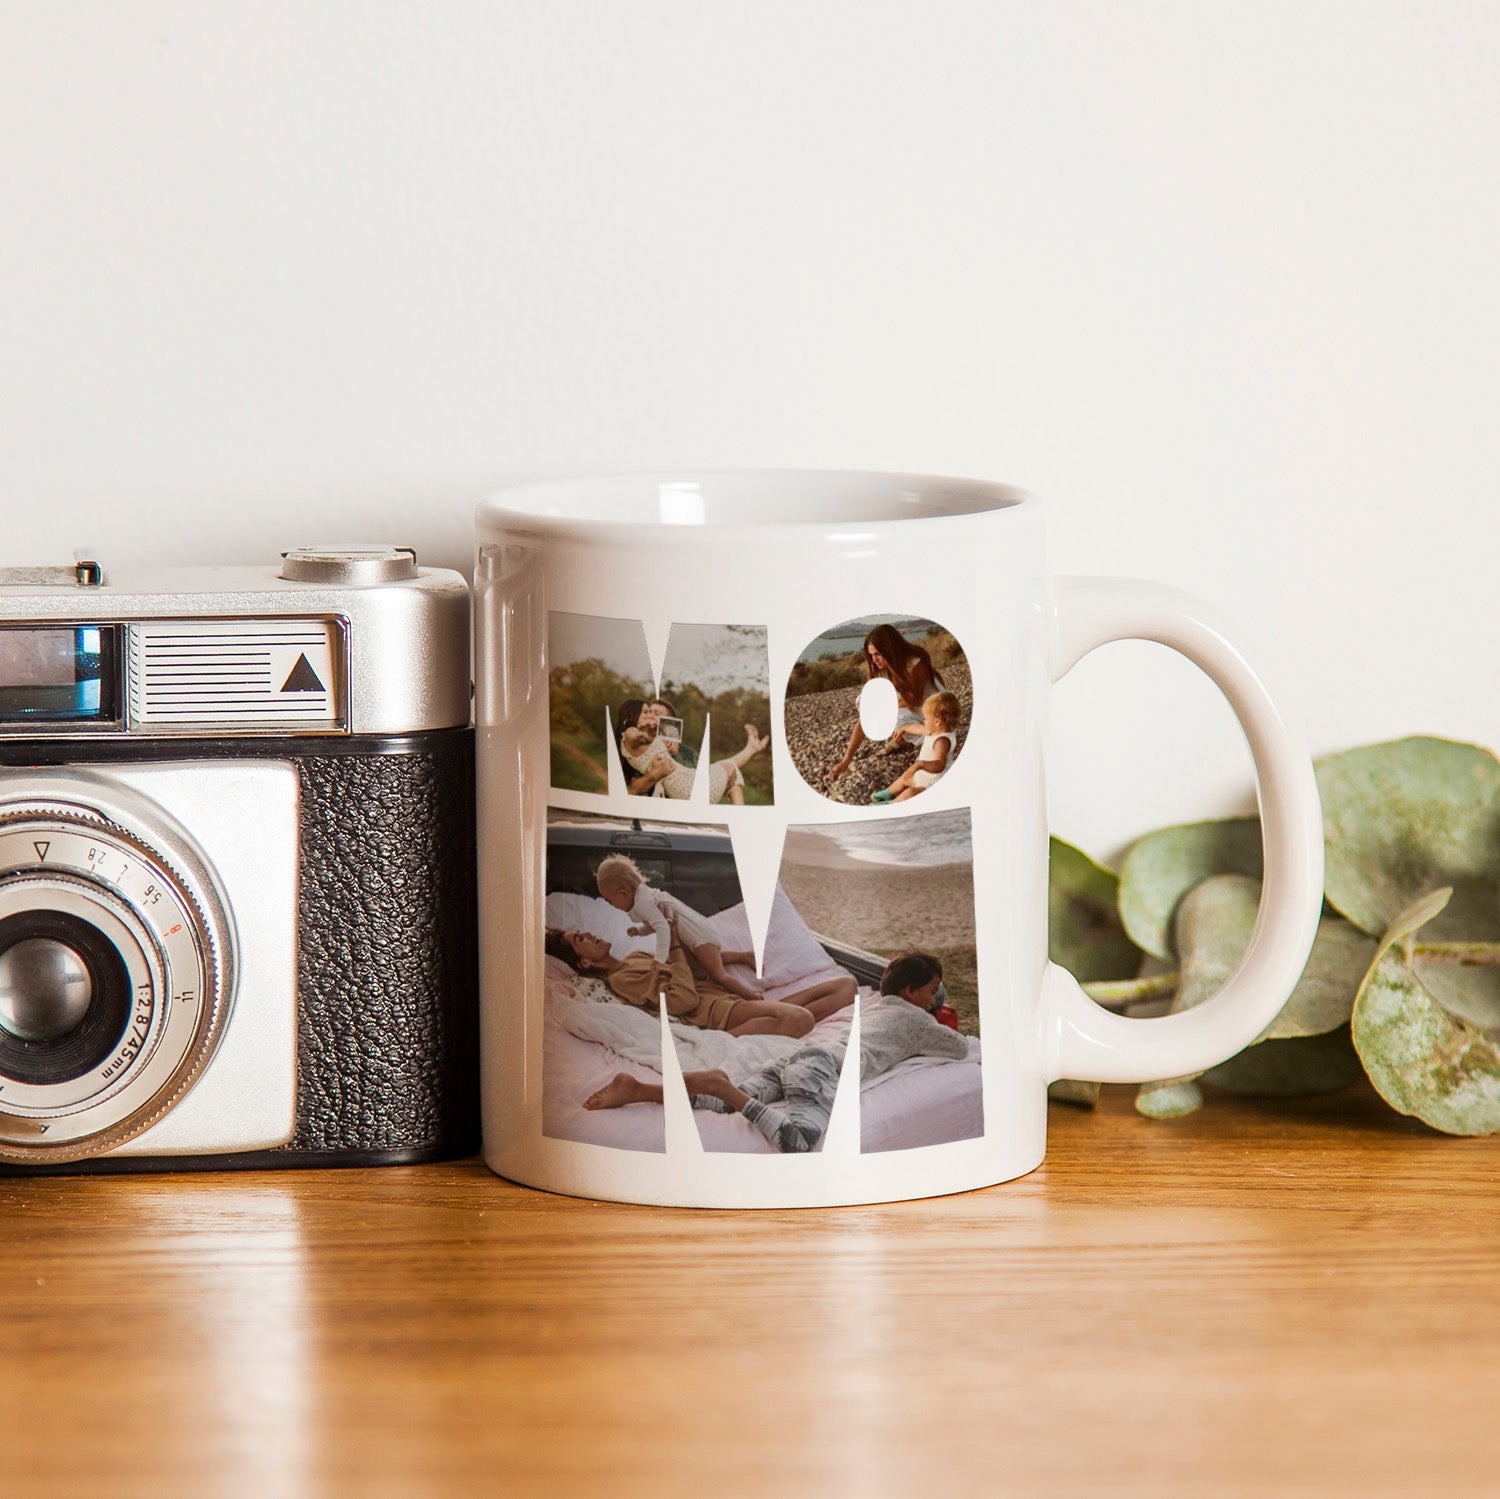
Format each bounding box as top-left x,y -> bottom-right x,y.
477,468 -> 1034,539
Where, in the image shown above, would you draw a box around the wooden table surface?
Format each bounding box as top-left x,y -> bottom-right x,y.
3,1084 -> 1496,1498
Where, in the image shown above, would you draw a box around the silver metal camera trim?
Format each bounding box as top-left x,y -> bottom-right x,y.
0,764 -> 299,1160
0,552 -> 471,737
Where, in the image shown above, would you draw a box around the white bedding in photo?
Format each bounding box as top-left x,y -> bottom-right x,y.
542,888 -> 983,1154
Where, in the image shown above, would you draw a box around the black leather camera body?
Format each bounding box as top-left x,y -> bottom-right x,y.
0,547 -> 477,1172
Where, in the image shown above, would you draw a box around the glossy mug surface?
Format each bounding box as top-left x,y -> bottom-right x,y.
474,473 -> 1323,1208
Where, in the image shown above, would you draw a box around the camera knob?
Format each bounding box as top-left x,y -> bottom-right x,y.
279,545 -> 418,585
0,938 -> 92,1043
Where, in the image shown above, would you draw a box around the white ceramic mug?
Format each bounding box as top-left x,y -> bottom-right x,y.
474,472 -> 1323,1208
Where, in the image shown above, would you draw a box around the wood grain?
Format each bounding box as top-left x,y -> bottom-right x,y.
3,1084 -> 1497,1497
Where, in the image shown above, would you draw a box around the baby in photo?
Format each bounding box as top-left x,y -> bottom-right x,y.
871,691 -> 961,803
595,853 -> 766,1001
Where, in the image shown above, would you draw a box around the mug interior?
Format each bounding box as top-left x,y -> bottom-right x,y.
486,470 -> 1029,529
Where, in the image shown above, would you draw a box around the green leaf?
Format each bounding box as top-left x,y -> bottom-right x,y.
1317,738 -> 1500,1026
1047,1079 -> 1101,1109
1171,874 -> 1376,1040
1048,837 -> 1143,982
1131,877 -> 1371,1118
1353,945 -> 1500,1138
1318,738 -> 1500,935
1134,1080 -> 1204,1118
1379,886 -> 1454,950
1201,1027 -> 1363,1097
1117,819 -> 1262,961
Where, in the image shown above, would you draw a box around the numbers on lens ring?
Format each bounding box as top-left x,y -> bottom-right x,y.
141,882 -> 160,906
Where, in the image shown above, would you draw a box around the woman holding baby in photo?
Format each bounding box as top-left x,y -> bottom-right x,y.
544,904 -> 855,1039
825,623 -> 948,788
615,696 -> 767,804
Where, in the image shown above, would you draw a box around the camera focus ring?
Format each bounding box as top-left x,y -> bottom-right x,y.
0,796 -> 232,1163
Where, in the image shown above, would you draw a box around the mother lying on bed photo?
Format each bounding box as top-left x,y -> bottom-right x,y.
582,951 -> 971,1153
541,823 -> 983,1155
546,908 -> 856,1038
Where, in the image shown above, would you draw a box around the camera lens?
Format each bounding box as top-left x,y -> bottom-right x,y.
0,778 -> 233,1164
0,911 -> 133,1086
0,938 -> 92,1039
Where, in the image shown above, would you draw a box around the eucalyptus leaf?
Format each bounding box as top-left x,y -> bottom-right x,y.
1380,885 -> 1454,948
1409,963 -> 1500,1030
1047,1079 -> 1101,1109
1318,738 -> 1500,1027
1318,738 -> 1500,934
1048,837 -> 1143,982
1353,946 -> 1500,1137
1378,886 -> 1500,1029
1201,1027 -> 1362,1097
1134,1080 -> 1204,1118
1171,874 -> 1376,1040
1130,876 -> 1371,1121
1117,818 -> 1262,961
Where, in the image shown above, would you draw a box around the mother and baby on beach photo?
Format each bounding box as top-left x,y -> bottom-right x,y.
786,615 -> 972,805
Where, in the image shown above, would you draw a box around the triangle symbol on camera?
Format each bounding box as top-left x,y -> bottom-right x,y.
33,841 -> 49,862
279,654 -> 325,694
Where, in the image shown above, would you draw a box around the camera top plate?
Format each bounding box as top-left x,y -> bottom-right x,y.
0,546 -> 470,738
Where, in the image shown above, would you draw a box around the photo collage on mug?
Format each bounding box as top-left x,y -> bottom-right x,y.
542,610 -> 981,1157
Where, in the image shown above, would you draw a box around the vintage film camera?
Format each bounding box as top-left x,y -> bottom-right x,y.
0,547 -> 477,1171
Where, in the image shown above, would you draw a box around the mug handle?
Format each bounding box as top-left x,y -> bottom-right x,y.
1039,577 -> 1325,1084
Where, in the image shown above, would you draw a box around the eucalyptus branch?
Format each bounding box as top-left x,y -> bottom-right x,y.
1051,738 -> 1500,1136
1081,972 -> 1179,1010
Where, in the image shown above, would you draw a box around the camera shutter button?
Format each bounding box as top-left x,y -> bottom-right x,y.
279,546 -> 418,584
0,938 -> 93,1043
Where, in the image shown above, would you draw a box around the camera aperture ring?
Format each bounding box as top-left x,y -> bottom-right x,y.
0,801 -> 231,1163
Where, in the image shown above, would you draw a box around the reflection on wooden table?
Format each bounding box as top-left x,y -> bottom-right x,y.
2,1084 -> 1496,1496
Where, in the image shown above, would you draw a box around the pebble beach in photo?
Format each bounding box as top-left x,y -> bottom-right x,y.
785,659 -> 973,805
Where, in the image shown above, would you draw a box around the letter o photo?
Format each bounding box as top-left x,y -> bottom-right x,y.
785,614 -> 971,805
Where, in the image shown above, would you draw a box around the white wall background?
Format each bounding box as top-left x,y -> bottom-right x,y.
3,1 -> 1497,862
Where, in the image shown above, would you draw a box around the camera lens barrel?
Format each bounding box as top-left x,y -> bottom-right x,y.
0,780 -> 232,1163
